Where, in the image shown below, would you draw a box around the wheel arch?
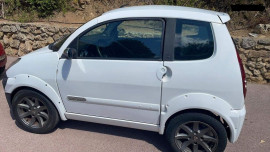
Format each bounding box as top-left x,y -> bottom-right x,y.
159,93 -> 240,143
5,74 -> 67,120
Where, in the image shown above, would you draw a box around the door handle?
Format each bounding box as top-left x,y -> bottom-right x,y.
156,66 -> 167,81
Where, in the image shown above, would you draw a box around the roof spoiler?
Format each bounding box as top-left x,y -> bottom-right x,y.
217,13 -> 230,23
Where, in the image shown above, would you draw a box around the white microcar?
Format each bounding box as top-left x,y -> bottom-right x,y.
5,5 -> 246,152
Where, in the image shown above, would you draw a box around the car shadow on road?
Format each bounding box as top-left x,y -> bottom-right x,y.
58,120 -> 171,152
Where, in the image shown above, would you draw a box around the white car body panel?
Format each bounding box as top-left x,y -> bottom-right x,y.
161,23 -> 244,110
5,75 -> 67,120
65,112 -> 159,132
57,59 -> 163,124
5,50 -> 67,120
101,5 -> 223,23
4,5 -> 245,144
158,93 -> 245,142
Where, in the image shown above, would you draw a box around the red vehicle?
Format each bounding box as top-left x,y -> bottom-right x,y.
0,43 -> 7,73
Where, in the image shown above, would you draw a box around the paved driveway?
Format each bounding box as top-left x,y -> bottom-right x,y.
0,57 -> 269,152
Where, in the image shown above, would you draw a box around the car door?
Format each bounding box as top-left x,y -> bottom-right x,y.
57,19 -> 165,125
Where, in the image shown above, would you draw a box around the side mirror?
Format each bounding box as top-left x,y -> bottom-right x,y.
64,48 -> 77,59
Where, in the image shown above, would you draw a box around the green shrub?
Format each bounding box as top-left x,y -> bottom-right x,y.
4,0 -> 72,18
26,0 -> 58,17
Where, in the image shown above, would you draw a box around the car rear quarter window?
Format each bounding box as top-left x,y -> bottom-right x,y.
174,19 -> 214,60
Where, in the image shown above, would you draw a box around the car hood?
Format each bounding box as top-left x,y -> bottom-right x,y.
23,46 -> 53,58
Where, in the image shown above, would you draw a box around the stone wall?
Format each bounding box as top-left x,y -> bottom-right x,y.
233,37 -> 270,84
0,22 -> 76,56
0,22 -> 269,83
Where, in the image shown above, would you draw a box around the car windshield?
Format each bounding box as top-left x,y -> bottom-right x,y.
49,34 -> 71,51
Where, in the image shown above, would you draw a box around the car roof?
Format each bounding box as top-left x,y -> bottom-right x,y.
100,5 -> 230,23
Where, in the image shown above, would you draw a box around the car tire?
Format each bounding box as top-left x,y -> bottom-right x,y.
12,89 -> 59,134
165,112 -> 227,152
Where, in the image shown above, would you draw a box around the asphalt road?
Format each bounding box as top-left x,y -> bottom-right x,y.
0,57 -> 269,152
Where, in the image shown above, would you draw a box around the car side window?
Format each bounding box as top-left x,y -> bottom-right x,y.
76,19 -> 164,60
174,19 -> 214,60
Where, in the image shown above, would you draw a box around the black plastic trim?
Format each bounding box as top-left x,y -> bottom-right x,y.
163,18 -> 176,61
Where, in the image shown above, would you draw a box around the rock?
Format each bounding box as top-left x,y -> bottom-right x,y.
257,57 -> 262,62
241,37 -> 256,49
10,26 -> 17,32
238,48 -> 249,54
250,76 -> 267,83
15,24 -> 20,31
255,62 -> 265,69
19,43 -> 26,51
248,51 -> 270,58
26,33 -> 35,41
46,32 -> 54,36
265,46 -> 270,51
33,30 -> 42,35
248,66 -> 255,71
250,58 -> 257,62
55,27 -> 59,33
258,39 -> 270,45
12,33 -> 27,41
248,33 -> 258,37
260,67 -> 267,75
20,27 -> 30,33
30,26 -> 37,32
41,33 -> 48,38
255,45 -> 265,50
48,27 -> 56,33
60,27 -> 67,33
25,41 -> 33,51
20,23 -> 28,28
6,33 -> 12,37
32,41 -> 42,50
10,40 -> 20,49
253,69 -> 261,76
53,34 -> 61,41
34,35 -> 42,41
69,28 -> 77,33
47,37 -> 54,44
2,25 -> 11,32
263,58 -> 270,62
0,32 -> 3,39
41,27 -> 47,33
5,47 -> 17,56
40,41 -> 47,47
239,54 -> 247,63
254,24 -> 266,34
18,49 -> 25,57
3,35 -> 9,45
246,61 -> 255,68
232,37 -> 240,45
244,66 -> 253,76
263,73 -> 270,79
18,33 -> 27,41
266,24 -> 270,31
266,63 -> 270,69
